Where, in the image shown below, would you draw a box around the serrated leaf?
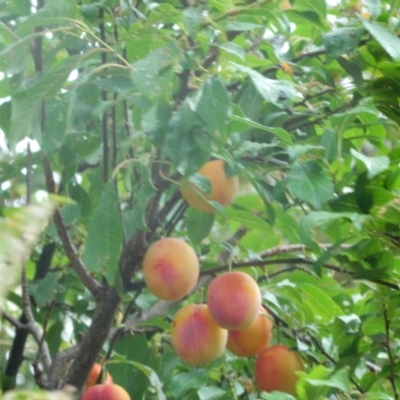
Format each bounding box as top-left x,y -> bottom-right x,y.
362,19 -> 400,61
196,77 -> 231,135
288,161 -> 334,209
83,183 -> 122,285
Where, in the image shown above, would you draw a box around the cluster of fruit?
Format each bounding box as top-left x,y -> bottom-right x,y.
81,159 -> 304,398
142,159 -> 305,396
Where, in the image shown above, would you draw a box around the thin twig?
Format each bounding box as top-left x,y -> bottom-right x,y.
42,157 -> 101,297
1,311 -> 27,330
21,269 -> 52,372
382,303 -> 399,399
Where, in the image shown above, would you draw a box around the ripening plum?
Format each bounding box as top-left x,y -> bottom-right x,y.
207,271 -> 261,330
179,159 -> 239,213
227,306 -> 273,357
85,363 -> 113,390
171,304 -> 228,366
255,344 -> 305,396
82,383 -> 131,400
142,238 -> 199,301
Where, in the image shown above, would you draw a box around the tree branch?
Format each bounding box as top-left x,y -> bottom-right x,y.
42,157 -> 102,297
63,286 -> 121,394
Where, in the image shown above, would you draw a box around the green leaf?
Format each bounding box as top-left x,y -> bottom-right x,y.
183,7 -> 204,37
0,200 -> 56,300
299,211 -> 367,248
223,21 -> 263,31
350,149 -> 390,179
31,272 -> 60,307
168,370 -> 208,400
166,101 -> 210,171
197,386 -> 228,400
195,77 -> 231,135
0,101 -> 11,138
142,102 -> 173,147
299,366 -> 351,395
298,283 -> 344,323
42,96 -> 69,154
9,55 -> 84,147
231,63 -> 297,106
186,207 -> 215,245
18,0 -> 78,28
362,19 -> 400,61
230,115 -> 292,144
130,164 -> 157,231
362,0 -> 382,18
83,183 -> 122,285
67,182 -> 92,219
110,335 -> 158,399
224,209 -> 270,232
130,42 -> 181,99
323,28 -> 364,59
3,389 -> 73,400
213,42 -> 245,61
125,361 -> 166,400
287,161 -> 334,209
260,393 -> 296,400
295,0 -> 327,22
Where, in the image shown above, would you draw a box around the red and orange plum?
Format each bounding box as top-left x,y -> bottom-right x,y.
227,306 -> 273,357
85,363 -> 113,390
179,159 -> 239,213
82,383 -> 131,400
255,344 -> 305,396
171,304 -> 228,366
142,238 -> 199,301
207,271 -> 261,330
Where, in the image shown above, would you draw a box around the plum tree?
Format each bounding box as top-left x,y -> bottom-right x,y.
85,363 -> 113,390
179,159 -> 239,213
226,306 -> 273,357
171,304 -> 228,366
207,271 -> 261,330
254,344 -> 305,396
142,238 -> 199,301
82,383 -> 131,400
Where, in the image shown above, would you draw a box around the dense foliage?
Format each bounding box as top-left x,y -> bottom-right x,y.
1,0 -> 400,398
